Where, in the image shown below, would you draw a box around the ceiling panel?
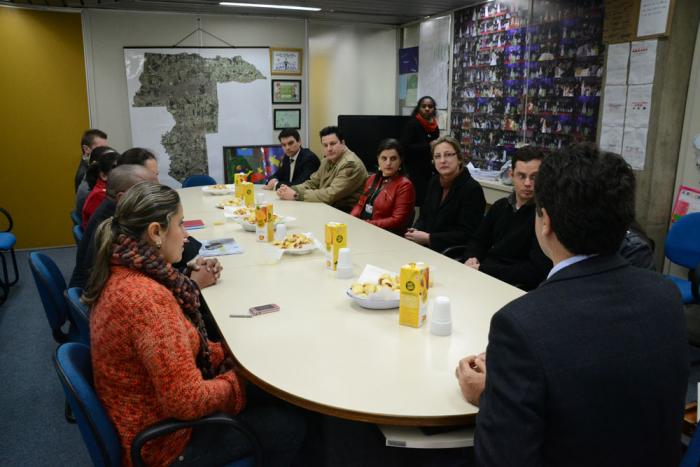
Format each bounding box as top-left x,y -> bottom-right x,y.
4,0 -> 483,25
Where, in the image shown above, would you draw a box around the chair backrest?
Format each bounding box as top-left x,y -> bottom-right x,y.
70,210 -> 82,227
72,225 -> 84,245
665,213 -> 700,269
66,287 -> 90,346
54,343 -> 122,467
28,252 -> 71,342
181,174 -> 216,188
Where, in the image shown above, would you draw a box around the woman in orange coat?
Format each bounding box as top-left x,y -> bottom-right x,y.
84,182 -> 304,466
351,139 -> 416,235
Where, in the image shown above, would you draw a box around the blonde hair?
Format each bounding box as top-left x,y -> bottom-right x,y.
82,182 -> 180,305
431,135 -> 465,169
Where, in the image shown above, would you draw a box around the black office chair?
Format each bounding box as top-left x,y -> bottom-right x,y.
0,207 -> 19,305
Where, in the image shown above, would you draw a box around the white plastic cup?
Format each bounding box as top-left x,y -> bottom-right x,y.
275,223 -> 287,241
255,192 -> 266,205
430,296 -> 452,336
335,247 -> 353,279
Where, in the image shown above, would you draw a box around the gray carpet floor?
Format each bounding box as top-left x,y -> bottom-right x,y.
1,246 -> 699,466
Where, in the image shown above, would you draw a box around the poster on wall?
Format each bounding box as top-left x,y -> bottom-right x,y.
671,185 -> 700,222
418,15 -> 451,108
124,47 -> 272,187
629,39 -> 657,85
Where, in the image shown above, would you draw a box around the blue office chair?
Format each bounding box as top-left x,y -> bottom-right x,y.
681,424 -> 700,467
0,207 -> 19,306
664,213 -> 700,304
28,252 -> 80,344
70,210 -> 82,226
72,225 -> 84,246
182,174 -> 217,188
66,288 -> 90,346
54,343 -> 260,467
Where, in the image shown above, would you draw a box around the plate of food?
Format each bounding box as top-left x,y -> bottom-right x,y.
216,197 -> 244,208
223,206 -> 254,219
238,214 -> 296,232
347,273 -> 400,309
272,232 -> 318,255
202,184 -> 234,195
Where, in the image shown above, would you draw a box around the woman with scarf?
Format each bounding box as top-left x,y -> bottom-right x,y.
83,182 -> 304,466
400,96 -> 440,207
350,138 -> 415,235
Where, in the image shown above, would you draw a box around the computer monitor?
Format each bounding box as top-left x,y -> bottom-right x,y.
223,145 -> 285,184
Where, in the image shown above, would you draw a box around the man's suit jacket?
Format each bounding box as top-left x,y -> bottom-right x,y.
267,148 -> 319,187
475,254 -> 688,467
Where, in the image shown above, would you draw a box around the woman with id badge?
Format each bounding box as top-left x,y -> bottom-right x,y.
350,139 -> 415,235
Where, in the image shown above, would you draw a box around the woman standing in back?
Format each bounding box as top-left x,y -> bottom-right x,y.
400,96 -> 440,207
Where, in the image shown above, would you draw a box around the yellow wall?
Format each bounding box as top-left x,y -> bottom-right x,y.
0,7 -> 89,248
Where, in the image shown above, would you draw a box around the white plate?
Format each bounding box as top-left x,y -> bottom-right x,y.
346,289 -> 400,310
202,185 -> 234,195
279,243 -> 317,255
237,216 -> 295,232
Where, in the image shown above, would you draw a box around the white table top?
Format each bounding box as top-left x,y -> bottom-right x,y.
179,186 -> 524,426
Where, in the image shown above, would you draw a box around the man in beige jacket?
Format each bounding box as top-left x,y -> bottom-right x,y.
277,125 -> 367,212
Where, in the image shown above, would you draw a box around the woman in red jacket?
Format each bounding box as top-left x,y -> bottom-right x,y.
351,139 -> 416,235
83,182 -> 304,466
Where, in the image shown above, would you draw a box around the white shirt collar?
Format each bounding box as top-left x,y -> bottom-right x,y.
547,254 -> 596,279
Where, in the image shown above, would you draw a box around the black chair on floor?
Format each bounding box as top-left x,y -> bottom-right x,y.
54,342 -> 260,467
0,207 -> 19,306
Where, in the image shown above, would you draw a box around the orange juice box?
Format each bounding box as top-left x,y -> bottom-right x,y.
234,173 -> 247,197
324,222 -> 347,271
255,203 -> 274,242
399,262 -> 429,328
241,182 -> 254,207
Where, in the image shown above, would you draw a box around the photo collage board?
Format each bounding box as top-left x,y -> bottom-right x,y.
450,0 -> 604,171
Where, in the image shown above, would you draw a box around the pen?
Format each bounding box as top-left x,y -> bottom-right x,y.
229,314 -> 252,318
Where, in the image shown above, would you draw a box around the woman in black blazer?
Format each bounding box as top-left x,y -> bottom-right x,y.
405,136 -> 486,253
400,96 -> 440,208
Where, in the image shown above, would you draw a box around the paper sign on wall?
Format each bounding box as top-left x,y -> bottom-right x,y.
621,127 -> 648,170
624,84 -> 653,128
637,0 -> 672,38
629,39 -> 657,85
602,85 -> 627,126
605,43 -> 630,85
671,185 -> 700,222
600,126 -> 625,154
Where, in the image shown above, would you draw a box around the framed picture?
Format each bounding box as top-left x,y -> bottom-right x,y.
272,79 -> 302,104
270,47 -> 303,75
274,109 -> 301,130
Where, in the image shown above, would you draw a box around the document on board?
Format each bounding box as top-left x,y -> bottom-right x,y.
600,126 -> 624,154
637,0 -> 671,38
629,40 -> 657,85
605,43 -> 630,85
601,85 -> 627,127
621,127 -> 648,170
624,84 -> 653,129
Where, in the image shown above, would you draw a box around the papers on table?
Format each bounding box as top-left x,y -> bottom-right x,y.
379,425 -> 474,449
198,238 -> 243,257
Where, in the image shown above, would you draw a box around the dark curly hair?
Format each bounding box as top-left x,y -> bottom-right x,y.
535,143 -> 635,255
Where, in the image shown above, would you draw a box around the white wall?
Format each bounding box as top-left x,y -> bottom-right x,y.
308,21 -> 398,155
82,9 -> 306,152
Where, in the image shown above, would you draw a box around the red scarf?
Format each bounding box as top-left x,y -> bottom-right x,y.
416,113 -> 438,134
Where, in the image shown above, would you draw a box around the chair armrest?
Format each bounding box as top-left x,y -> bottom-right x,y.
0,207 -> 13,232
441,245 -> 468,262
130,412 -> 261,467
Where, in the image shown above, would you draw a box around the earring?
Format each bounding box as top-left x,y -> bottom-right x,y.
156,242 -> 162,250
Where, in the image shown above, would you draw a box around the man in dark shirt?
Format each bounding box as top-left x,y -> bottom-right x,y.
74,129 -> 108,192
463,147 -> 551,290
263,128 -> 320,190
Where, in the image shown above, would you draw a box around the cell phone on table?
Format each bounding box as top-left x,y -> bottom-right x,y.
249,304 -> 280,316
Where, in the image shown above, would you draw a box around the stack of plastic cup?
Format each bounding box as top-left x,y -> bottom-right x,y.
335,247 -> 353,279
275,223 -> 287,242
430,296 -> 452,336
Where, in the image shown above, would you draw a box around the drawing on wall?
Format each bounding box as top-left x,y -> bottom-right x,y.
450,0 -> 604,173
270,48 -> 303,75
272,79 -> 302,104
274,109 -> 301,130
124,48 -> 272,187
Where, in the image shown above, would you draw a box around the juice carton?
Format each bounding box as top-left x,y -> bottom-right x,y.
324,222 -> 347,271
241,182 -> 255,207
255,203 -> 274,242
399,262 -> 429,328
234,173 -> 247,197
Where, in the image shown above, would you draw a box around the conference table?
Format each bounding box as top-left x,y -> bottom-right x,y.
178,186 -> 524,427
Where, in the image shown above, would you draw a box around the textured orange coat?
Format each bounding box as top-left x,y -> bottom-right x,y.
91,266 -> 245,466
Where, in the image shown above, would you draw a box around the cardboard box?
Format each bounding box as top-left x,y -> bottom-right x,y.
255,203 -> 274,242
325,222 -> 347,271
399,262 -> 429,328
241,182 -> 254,207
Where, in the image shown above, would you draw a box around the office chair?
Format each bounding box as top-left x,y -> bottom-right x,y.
681,423 -> 700,467
66,287 -> 90,346
664,213 -> 700,305
70,210 -> 82,226
181,174 -> 217,188
72,225 -> 84,245
54,342 -> 260,467
0,207 -> 19,306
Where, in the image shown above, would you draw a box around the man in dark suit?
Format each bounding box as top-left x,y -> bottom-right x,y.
263,129 -> 319,191
456,143 -> 688,466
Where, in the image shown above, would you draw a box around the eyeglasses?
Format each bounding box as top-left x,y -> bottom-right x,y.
433,152 -> 458,160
